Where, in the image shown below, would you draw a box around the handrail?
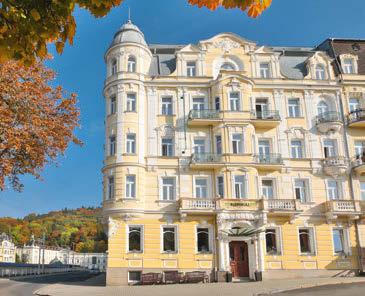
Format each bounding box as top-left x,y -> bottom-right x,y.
251,110 -> 280,120
191,153 -> 222,163
315,111 -> 341,124
253,153 -> 283,164
348,108 -> 365,123
188,109 -> 220,120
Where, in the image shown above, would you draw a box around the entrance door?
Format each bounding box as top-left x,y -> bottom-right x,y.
229,241 -> 249,278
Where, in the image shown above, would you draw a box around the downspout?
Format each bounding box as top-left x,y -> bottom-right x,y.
330,39 -> 363,273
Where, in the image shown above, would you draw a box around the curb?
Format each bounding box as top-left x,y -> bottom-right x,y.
253,278 -> 365,295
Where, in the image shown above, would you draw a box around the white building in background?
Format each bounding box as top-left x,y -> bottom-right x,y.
0,233 -> 16,263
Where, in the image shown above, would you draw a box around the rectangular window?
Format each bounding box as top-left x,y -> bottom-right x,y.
110,96 -> 116,115
343,59 -> 354,74
288,99 -> 300,117
291,140 -> 304,159
332,228 -> 345,254
128,271 -> 141,283
126,175 -> 136,198
232,133 -> 243,154
234,175 -> 246,199
349,98 -> 360,112
197,227 -> 210,252
107,176 -> 115,200
229,92 -> 240,111
216,135 -> 222,154
161,177 -> 175,201
195,178 -> 208,199
295,179 -> 309,202
215,97 -> 220,111
255,98 -> 269,118
262,179 -> 274,199
265,228 -> 279,255
361,182 -> 365,201
299,228 -> 314,254
161,97 -> 173,115
258,139 -> 271,156
126,134 -> 136,154
260,63 -> 271,78
126,93 -> 136,112
193,138 -> 206,154
354,141 -> 365,158
161,138 -> 174,156
323,139 -> 337,158
162,226 -> 177,252
128,226 -> 142,252
217,176 -> 224,198
186,61 -> 196,77
327,180 -> 340,200
109,135 -> 116,156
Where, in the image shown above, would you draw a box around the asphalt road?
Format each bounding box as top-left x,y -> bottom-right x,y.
0,271 -> 95,296
276,282 -> 365,296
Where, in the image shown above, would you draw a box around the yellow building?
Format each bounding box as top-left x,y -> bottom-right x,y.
102,22 -> 365,285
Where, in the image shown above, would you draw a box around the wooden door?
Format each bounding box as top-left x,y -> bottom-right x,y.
229,241 -> 249,278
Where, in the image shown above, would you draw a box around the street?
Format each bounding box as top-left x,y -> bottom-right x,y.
276,282 -> 365,296
0,271 -> 96,296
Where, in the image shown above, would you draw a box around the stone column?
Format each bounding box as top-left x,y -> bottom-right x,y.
257,232 -> 265,272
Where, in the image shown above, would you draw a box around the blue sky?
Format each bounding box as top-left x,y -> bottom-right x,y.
1,0 -> 364,218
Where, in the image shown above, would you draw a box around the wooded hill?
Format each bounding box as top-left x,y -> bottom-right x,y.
0,207 -> 107,253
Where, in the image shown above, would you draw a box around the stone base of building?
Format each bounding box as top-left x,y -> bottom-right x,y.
262,269 -> 359,280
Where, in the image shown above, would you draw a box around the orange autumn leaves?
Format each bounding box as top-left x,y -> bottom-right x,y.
0,61 -> 81,191
188,0 -> 272,18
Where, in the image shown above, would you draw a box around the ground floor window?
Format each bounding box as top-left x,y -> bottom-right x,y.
298,228 -> 315,255
128,226 -> 143,252
265,228 -> 280,255
197,227 -> 210,253
128,271 -> 141,283
162,226 -> 177,253
332,228 -> 348,255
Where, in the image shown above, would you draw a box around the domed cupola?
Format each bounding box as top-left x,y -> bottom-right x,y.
109,20 -> 148,48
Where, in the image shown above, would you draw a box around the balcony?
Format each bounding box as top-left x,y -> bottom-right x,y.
250,110 -> 281,129
351,156 -> 365,176
178,198 -> 216,215
315,112 -> 343,133
324,200 -> 361,221
253,153 -> 283,171
262,199 -> 302,221
347,109 -> 365,128
190,153 -> 224,169
322,156 -> 348,177
187,109 -> 222,127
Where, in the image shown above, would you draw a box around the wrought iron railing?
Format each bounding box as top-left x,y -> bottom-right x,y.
254,153 -> 283,164
315,111 -> 342,124
191,153 -> 222,163
347,109 -> 365,124
188,109 -> 220,120
351,155 -> 365,167
251,110 -> 280,120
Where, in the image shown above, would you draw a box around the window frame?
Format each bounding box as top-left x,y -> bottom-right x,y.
186,61 -> 197,77
259,62 -> 271,78
294,178 -> 310,203
127,225 -> 144,253
161,225 -> 178,253
233,175 -> 246,199
111,58 -> 117,75
125,174 -> 136,199
261,178 -> 275,199
231,133 -> 244,154
161,96 -> 173,115
216,175 -> 224,198
265,227 -> 282,255
229,92 -> 241,111
107,175 -> 115,200
126,133 -> 136,154
128,271 -> 142,284
126,93 -> 137,112
161,137 -> 174,157
109,135 -> 116,156
127,56 -> 137,73
194,177 -> 209,199
326,179 -> 341,200
160,177 -> 176,201
298,227 -> 316,255
288,98 -> 301,117
331,227 -> 349,255
193,137 -> 206,154
110,95 -> 116,115
195,225 -> 212,253
315,64 -> 326,80
343,58 -> 354,74
290,139 -> 304,159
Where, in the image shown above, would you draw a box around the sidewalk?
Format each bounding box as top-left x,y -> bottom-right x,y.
35,275 -> 365,296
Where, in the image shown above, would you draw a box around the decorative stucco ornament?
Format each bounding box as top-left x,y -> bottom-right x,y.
213,38 -> 241,53
108,217 -> 119,238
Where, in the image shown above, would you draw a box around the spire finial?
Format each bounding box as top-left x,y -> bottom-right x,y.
128,8 -> 131,23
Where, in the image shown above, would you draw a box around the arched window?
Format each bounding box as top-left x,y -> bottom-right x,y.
111,58 -> 117,75
317,101 -> 329,115
197,228 -> 210,252
220,62 -> 235,71
127,56 -> 136,72
315,64 -> 326,80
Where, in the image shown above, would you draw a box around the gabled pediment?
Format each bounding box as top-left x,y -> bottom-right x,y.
179,43 -> 201,53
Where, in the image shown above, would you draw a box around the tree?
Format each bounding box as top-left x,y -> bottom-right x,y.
0,60 -> 81,191
0,0 -> 271,65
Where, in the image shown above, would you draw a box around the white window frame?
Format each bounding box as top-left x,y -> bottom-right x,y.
126,133 -> 136,154
111,58 -> 117,75
127,225 -> 144,253
195,225 -> 213,253
127,56 -> 136,73
161,225 -> 178,253
288,98 -> 301,117
194,177 -> 209,199
229,92 -> 241,111
323,139 -> 337,158
261,178 -> 275,199
216,175 -> 224,198
161,96 -> 173,115
125,174 -> 136,199
298,227 -> 316,255
160,177 -> 176,201
315,64 -> 326,80
294,178 -> 310,203
186,61 -> 196,77
107,175 -> 115,200
231,133 -> 244,154
192,97 -> 206,110
259,62 -> 271,78
343,58 -> 354,74
331,227 -> 350,256
126,93 -> 137,112
265,227 -> 282,255
128,271 -> 142,284
233,175 -> 247,199
193,137 -> 206,154
290,139 -> 304,159
161,137 -> 174,157
326,179 -> 341,200
110,95 -> 116,115
109,135 -> 116,156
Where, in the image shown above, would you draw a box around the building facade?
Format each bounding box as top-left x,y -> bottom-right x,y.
102,21 -> 365,285
0,233 -> 16,263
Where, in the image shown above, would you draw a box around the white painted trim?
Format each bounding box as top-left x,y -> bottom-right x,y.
126,224 -> 144,253
160,224 -> 179,254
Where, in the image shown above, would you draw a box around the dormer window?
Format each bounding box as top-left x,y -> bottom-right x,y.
343,58 -> 354,74
187,61 -> 196,77
111,58 -> 117,75
221,62 -> 235,71
128,56 -> 136,72
259,63 -> 271,78
315,64 -> 326,80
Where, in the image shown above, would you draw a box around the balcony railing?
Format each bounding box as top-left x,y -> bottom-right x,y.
179,198 -> 216,211
191,153 -> 222,163
326,200 -> 358,212
188,109 -> 220,120
348,109 -> 365,124
315,111 -> 342,124
352,155 -> 365,167
323,156 -> 347,167
266,199 -> 297,211
251,110 -> 280,121
253,153 -> 283,165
